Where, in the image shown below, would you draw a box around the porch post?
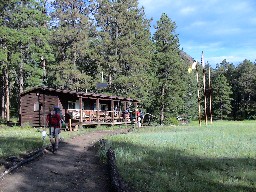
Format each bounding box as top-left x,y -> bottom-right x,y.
117,101 -> 121,121
123,101 -> 126,111
96,98 -> 100,122
123,101 -> 127,122
79,97 -> 83,124
134,102 -> 138,123
111,100 -> 114,123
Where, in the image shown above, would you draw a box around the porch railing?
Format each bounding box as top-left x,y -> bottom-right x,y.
66,109 -> 131,124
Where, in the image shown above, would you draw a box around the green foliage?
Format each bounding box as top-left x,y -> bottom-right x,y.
163,116 -> 179,125
0,0 -> 54,117
0,0 -> 256,123
235,60 -> 256,119
151,13 -> 187,124
212,73 -> 233,119
92,0 -> 153,101
97,139 -> 112,163
214,59 -> 256,120
49,0 -> 95,90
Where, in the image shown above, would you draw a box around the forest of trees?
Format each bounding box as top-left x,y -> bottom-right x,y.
0,0 -> 256,124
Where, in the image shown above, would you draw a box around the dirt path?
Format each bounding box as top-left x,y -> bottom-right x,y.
0,129 -> 127,192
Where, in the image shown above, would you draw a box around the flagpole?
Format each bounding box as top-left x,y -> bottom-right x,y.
201,51 -> 207,125
203,69 -> 207,125
196,63 -> 201,126
209,66 -> 212,124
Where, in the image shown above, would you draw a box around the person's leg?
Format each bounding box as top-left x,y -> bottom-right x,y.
50,127 -> 56,153
54,128 -> 60,150
50,127 -> 54,144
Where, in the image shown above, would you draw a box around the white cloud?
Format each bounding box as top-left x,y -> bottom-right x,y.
138,0 -> 256,66
180,6 -> 196,16
190,21 -> 207,27
211,27 -> 242,36
207,56 -> 244,65
181,40 -> 256,66
182,41 -> 223,52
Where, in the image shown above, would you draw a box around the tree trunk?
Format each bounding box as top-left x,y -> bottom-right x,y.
17,46 -> 25,123
1,69 -> 5,119
109,74 -> 112,85
19,60 -> 24,94
160,84 -> 165,125
73,51 -> 77,68
4,67 -> 10,121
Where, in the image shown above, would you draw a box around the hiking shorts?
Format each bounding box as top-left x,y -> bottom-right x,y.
50,127 -> 60,138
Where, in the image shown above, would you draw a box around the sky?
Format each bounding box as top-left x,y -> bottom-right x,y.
138,0 -> 256,67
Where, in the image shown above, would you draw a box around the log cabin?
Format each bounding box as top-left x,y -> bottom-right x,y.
19,86 -> 139,128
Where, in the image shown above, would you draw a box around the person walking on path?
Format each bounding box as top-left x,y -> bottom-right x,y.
46,106 -> 62,152
0,129 -> 129,192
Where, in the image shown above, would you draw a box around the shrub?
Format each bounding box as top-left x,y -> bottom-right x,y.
164,117 -> 179,126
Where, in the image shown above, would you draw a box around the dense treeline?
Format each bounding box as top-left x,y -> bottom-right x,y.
0,0 -> 255,124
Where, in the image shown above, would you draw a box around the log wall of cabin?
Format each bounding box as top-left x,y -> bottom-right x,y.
20,92 -> 39,126
20,89 -> 138,126
20,91 -> 60,127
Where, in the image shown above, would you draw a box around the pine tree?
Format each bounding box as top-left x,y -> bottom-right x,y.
49,0 -> 94,91
216,59 -> 237,119
212,73 -> 232,120
235,59 -> 256,119
152,13 -> 185,124
92,0 -> 153,103
0,0 -> 53,118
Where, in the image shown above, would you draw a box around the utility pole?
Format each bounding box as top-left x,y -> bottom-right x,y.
201,51 -> 207,125
209,66 -> 213,124
196,63 -> 201,126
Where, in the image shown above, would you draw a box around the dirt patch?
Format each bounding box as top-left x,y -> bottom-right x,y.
0,129 -> 129,192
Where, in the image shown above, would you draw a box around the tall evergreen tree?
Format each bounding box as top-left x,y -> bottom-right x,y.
216,59 -> 237,119
235,59 -> 256,119
152,13 -> 186,124
0,0 -> 53,118
212,73 -> 232,120
92,0 -> 153,104
49,0 -> 94,91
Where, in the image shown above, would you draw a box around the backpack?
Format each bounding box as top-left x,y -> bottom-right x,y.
53,106 -> 61,114
49,113 -> 60,127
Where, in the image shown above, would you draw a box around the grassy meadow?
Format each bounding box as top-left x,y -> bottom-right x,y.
0,125 -> 113,159
105,121 -> 256,192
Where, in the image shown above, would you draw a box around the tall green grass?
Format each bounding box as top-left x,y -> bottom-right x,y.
0,126 -> 43,158
106,121 -> 256,192
0,125 -> 119,159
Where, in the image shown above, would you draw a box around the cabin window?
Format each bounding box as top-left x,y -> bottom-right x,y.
68,101 -> 75,109
100,104 -> 108,111
84,101 -> 91,110
68,100 -> 84,109
34,102 -> 40,111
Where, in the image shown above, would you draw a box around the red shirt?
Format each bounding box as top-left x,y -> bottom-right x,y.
47,113 -> 61,128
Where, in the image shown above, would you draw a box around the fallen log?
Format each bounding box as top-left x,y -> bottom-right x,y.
0,148 -> 44,180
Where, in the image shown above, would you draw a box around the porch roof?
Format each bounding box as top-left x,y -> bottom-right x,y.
20,86 -> 139,102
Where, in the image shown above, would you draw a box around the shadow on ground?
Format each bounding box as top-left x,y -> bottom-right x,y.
110,141 -> 256,192
0,136 -> 111,192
